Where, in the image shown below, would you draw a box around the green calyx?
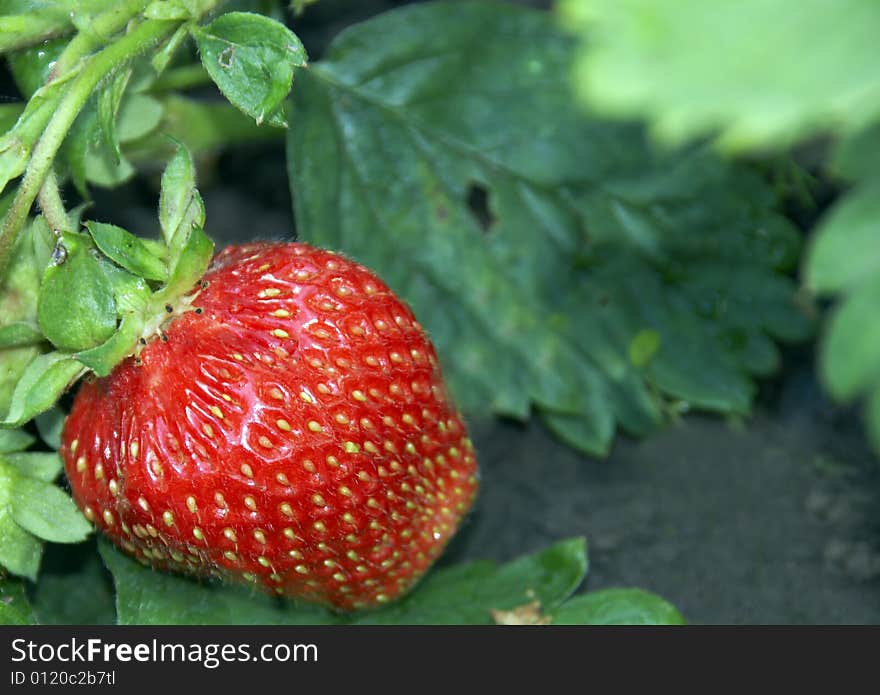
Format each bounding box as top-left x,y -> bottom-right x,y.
0,143 -> 213,428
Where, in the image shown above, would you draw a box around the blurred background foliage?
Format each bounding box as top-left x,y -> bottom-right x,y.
559,0 -> 880,454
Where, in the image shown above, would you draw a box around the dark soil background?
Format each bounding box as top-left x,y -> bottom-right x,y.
59,0 -> 880,624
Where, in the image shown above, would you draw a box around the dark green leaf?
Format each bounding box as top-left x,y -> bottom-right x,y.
193,11 -> 307,126
552,588 -> 686,625
85,221 -> 168,281
559,0 -> 880,150
37,233 -> 117,351
100,541 -> 339,625
9,475 -> 92,543
355,538 -> 587,625
0,576 -> 36,625
287,2 -> 809,455
0,351 -> 85,428
102,536 -> 586,625
29,542 -> 116,625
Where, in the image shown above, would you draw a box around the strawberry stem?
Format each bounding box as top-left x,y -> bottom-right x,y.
36,170 -> 72,234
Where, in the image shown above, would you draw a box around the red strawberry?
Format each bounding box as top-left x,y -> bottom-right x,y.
60,242 -> 478,611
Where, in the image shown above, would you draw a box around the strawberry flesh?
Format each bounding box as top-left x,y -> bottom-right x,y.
60,243 -> 479,611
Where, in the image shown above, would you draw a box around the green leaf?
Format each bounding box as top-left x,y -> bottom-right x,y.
102,537 -> 587,625
9,475 -> 92,543
161,225 -> 213,300
0,429 -> 34,454
75,312 -> 144,377
0,517 -> 42,579
34,406 -> 65,450
2,452 -> 62,482
559,0 -> 880,150
100,540 -> 340,625
1,224 -> 44,419
116,93 -> 164,143
287,2 -> 809,455
85,221 -> 168,282
37,233 -> 118,352
820,275 -> 880,401
805,183 -> 880,294
192,11 -> 307,126
152,23 -> 190,75
29,542 -> 116,625
355,538 -> 587,625
0,322 -> 43,349
0,576 -> 36,625
0,466 -> 42,579
552,588 -> 686,625
158,142 -> 199,248
832,122 -> 880,182
0,351 -> 85,428
7,35 -> 68,98
97,67 -> 131,164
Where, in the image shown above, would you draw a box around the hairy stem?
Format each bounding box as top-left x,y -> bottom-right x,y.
51,0 -> 152,77
36,171 -> 72,233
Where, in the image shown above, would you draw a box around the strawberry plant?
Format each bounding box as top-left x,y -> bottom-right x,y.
4,0 -> 841,626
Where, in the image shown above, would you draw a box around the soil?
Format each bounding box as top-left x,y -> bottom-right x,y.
66,0 -> 880,625
95,155 -> 880,625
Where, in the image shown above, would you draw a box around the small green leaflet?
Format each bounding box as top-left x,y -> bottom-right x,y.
287,1 -> 810,456
158,142 -> 203,251
558,0 -> 880,151
100,535 -> 679,625
192,12 -> 307,127
85,221 -> 168,282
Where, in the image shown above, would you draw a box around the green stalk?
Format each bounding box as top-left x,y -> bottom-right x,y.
36,171 -> 72,233
51,0 -> 150,78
